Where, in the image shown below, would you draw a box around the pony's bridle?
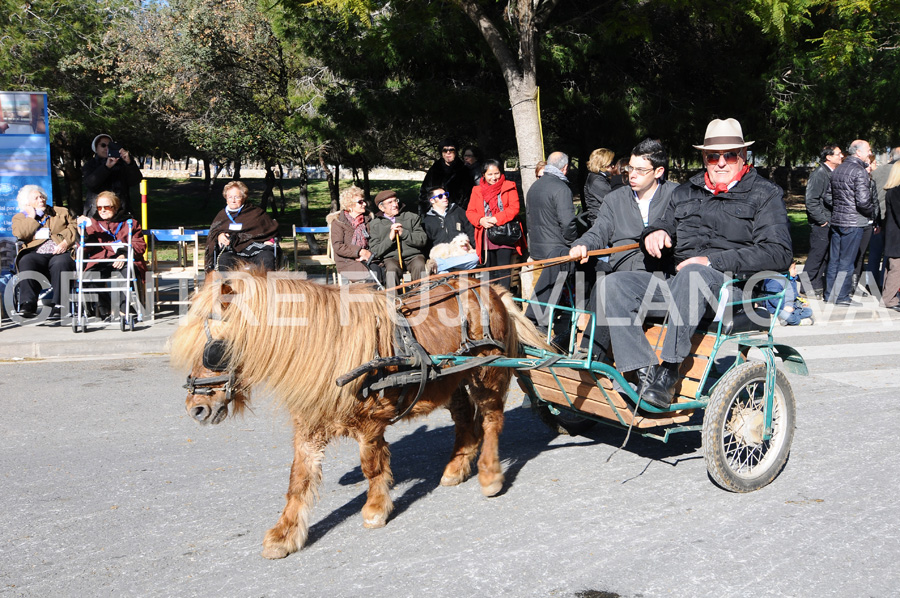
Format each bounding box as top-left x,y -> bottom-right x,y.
183,318 -> 237,403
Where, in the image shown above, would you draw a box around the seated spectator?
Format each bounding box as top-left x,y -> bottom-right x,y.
610,157 -> 629,190
82,133 -> 143,218
75,191 -> 146,320
762,264 -> 814,326
582,148 -> 616,226
206,181 -> 279,272
423,186 -> 475,247
11,185 -> 78,319
369,190 -> 428,289
535,160 -> 547,179
467,159 -> 526,290
327,185 -> 377,283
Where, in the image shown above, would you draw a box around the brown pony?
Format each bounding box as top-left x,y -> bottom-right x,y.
170,271 -> 547,559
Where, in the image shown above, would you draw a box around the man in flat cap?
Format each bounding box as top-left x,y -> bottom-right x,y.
590,118 -> 793,409
369,189 -> 428,288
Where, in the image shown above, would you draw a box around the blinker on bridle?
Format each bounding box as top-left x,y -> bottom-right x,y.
184,318 -> 236,401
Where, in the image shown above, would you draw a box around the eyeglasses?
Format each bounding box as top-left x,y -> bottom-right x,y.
704,151 -> 742,165
380,198 -> 399,205
441,147 -> 457,153
623,165 -> 654,175
356,199 -> 367,205
97,204 -> 114,211
430,192 -> 449,201
98,143 -> 109,148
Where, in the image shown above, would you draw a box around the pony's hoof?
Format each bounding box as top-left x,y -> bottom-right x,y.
261,545 -> 291,559
480,478 -> 504,497
363,514 -> 387,529
440,473 -> 465,487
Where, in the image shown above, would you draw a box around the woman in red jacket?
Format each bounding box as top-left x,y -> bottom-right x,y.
466,159 -> 525,289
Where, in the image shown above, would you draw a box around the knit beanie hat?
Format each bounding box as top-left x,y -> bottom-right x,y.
92,133 -> 113,154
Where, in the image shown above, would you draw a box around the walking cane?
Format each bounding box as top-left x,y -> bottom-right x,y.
395,235 -> 403,269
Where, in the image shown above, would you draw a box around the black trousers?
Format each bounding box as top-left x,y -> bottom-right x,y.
16,251 -> 75,307
803,223 -> 830,293
217,247 -> 276,272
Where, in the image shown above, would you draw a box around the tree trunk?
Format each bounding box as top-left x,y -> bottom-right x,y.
260,159 -> 277,215
319,153 -> 340,213
362,165 -> 371,205
456,0 -> 551,201
52,138 -> 83,212
233,159 -> 242,180
201,156 -> 222,209
276,163 -> 287,216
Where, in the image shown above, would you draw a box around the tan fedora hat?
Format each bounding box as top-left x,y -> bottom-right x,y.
692,118 -> 755,150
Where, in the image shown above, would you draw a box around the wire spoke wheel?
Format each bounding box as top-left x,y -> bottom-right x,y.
703,362 -> 795,492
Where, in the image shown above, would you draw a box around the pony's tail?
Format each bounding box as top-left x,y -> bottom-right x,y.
497,289 -> 554,354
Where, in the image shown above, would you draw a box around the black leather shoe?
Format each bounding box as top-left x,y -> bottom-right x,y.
885,305 -> 900,313
19,303 -> 37,318
635,366 -> 655,396
640,363 -> 680,409
835,298 -> 862,307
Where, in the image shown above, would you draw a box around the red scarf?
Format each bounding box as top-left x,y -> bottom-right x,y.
704,164 -> 750,195
479,174 -> 506,215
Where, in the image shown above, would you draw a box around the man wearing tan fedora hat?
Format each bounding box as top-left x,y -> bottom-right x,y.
590,118 -> 793,409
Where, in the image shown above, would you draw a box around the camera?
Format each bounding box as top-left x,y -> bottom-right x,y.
107,141 -> 123,159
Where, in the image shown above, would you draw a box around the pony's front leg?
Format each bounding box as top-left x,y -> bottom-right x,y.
441,386 -> 483,487
357,427 -> 393,529
474,384 -> 507,497
262,430 -> 328,559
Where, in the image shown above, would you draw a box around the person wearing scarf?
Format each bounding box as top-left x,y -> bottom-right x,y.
75,191 -> 146,320
596,118 -> 793,410
328,185 -> 376,283
11,184 -> 78,319
466,159 -> 525,290
205,181 -> 279,272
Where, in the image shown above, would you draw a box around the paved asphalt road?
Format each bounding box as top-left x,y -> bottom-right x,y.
1,317 -> 898,598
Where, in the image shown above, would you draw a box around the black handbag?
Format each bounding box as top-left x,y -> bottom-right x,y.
487,220 -> 522,246
485,193 -> 522,246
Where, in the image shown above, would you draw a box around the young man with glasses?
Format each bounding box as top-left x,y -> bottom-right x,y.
82,133 -> 144,219
802,144 -> 843,298
419,138 -> 474,214
591,118 -> 792,409
568,139 -> 679,359
422,186 -> 475,247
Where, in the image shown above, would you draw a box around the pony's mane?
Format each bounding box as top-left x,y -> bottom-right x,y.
170,274 -> 394,430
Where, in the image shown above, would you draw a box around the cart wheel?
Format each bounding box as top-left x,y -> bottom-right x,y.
128,315 -> 135,331
530,399 -> 597,436
120,315 -> 126,332
703,361 -> 795,492
71,314 -> 78,333
78,316 -> 87,333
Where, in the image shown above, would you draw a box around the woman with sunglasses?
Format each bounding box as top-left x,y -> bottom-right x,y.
76,191 -> 146,320
11,185 -> 78,319
328,185 -> 376,283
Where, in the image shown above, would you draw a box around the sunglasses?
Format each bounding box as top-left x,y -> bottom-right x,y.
356,199 -> 367,205
97,204 -> 115,211
98,143 -> 109,148
430,192 -> 449,201
704,151 -> 742,165
441,147 -> 457,153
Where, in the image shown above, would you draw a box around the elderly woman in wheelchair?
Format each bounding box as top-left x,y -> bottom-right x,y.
11,185 -> 78,319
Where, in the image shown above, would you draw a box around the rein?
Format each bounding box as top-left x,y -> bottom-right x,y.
382,243 -> 640,294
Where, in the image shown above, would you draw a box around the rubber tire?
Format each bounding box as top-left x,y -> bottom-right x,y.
120,316 -> 126,332
71,313 -> 78,333
530,399 -> 598,436
703,361 -> 795,492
